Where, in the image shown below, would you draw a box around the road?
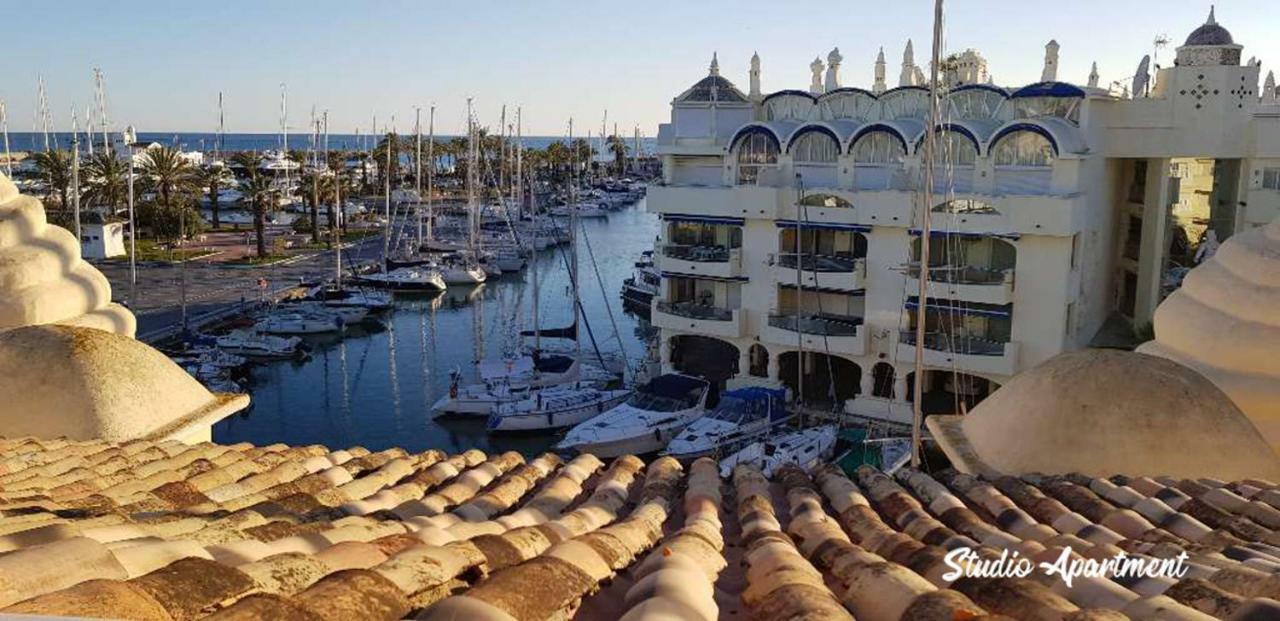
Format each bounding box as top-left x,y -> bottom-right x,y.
97,232 -> 385,341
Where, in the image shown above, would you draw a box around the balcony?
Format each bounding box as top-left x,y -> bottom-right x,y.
658,244 -> 743,279
896,331 -> 1019,377
652,301 -> 743,339
762,312 -> 867,357
771,254 -> 866,291
905,265 -> 1014,305
646,184 -> 777,220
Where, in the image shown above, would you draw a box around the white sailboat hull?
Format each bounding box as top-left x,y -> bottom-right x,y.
441,266 -> 487,284
486,390 -> 630,432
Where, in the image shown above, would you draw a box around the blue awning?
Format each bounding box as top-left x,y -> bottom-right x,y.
908,228 -> 1020,241
663,214 -> 745,226
775,220 -> 871,233
906,297 -> 1012,318
660,271 -> 748,283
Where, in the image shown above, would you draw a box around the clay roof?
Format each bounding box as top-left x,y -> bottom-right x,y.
2,436 -> 1280,619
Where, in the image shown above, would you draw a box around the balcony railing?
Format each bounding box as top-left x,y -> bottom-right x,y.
769,313 -> 863,337
775,253 -> 864,273
907,264 -> 1012,285
899,330 -> 1007,356
657,300 -> 735,322
663,244 -> 733,263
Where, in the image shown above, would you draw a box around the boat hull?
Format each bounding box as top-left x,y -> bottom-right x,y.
487,392 -> 629,432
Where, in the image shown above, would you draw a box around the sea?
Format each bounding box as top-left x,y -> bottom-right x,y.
212,200 -> 660,457
4,132 -> 658,161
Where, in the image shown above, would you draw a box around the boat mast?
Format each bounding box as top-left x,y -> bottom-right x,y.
499,105 -> 507,201
1,100 -> 11,177
382,116 -> 393,270
94,68 -> 110,152
466,99 -> 477,257
415,106 -> 422,248
530,175 -> 539,353
280,83 -> 289,190
333,117 -> 344,289
427,104 -> 435,243
37,76 -> 50,152
514,107 -> 522,218
70,106 -> 81,242
85,104 -> 94,158
911,0 -> 946,469
569,118 -> 581,357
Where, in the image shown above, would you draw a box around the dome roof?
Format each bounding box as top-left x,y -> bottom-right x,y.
1137,218 -> 1280,450
1184,7 -> 1234,46
677,75 -> 748,104
927,349 -> 1280,481
0,171 -> 135,336
0,325 -> 249,442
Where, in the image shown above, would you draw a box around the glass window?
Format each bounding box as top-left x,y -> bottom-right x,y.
735,132 -> 778,184
924,130 -> 978,166
1263,167 -> 1280,190
791,131 -> 839,164
992,130 -> 1055,167
851,131 -> 906,165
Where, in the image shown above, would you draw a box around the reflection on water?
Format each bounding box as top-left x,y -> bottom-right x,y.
214,201 -> 660,456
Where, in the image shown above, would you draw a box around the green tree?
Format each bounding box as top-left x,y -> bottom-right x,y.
373,133 -> 401,192
31,149 -> 73,209
605,135 -> 628,176
138,146 -> 201,244
231,152 -> 276,257
83,152 -> 129,212
299,169 -> 322,244
197,164 -> 230,228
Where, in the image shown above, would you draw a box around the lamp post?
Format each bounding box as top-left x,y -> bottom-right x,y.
124,125 -> 138,307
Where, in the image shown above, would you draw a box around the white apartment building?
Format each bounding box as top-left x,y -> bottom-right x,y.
648,9 -> 1280,426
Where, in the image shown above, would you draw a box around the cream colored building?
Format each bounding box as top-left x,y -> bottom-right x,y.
648,10 -> 1280,426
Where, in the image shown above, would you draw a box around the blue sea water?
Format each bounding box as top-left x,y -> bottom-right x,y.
4,132 -> 657,158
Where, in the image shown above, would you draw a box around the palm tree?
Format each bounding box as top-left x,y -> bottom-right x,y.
31,150 -> 73,209
139,146 -> 201,244
197,165 -> 229,228
373,133 -> 401,192
298,169 -> 322,243
325,151 -> 347,233
83,152 -> 128,212
605,135 -> 628,176
231,152 -> 275,257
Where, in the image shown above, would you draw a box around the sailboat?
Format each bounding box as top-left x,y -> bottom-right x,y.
484,118 -> 633,433
555,374 -> 710,457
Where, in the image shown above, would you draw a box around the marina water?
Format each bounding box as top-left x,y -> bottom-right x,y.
213,201 -> 659,456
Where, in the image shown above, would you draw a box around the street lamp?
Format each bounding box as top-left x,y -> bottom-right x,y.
124,125 -> 138,307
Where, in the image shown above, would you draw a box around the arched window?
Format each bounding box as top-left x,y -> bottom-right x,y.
851,131 -> 906,164
799,193 -> 852,208
992,130 -> 1055,167
791,131 -> 839,163
924,130 -> 978,166
933,198 -> 999,214
735,131 -> 778,185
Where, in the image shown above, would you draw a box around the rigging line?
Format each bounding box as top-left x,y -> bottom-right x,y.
577,212 -> 633,381
795,176 -> 843,419
540,193 -> 610,368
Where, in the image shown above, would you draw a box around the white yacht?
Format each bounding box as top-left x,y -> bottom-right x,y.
664,387 -> 789,460
255,311 -> 345,335
432,379 -> 601,417
486,386 -> 631,433
355,267 -> 447,292
301,285 -> 394,312
215,330 -> 304,359
718,425 -> 839,478
292,303 -> 369,324
433,353 -> 613,416
556,374 -> 710,458
620,250 -> 659,316
439,259 -> 487,285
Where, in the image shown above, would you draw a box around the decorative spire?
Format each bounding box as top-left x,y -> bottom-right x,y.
709,52 -> 720,76
1041,39 -> 1060,82
900,40 -> 916,87
1265,71 -> 1277,100
749,51 -> 762,100
809,56 -> 825,95
824,47 -> 843,92
1207,5 -> 1217,26
1088,61 -> 1100,88
873,47 -> 887,94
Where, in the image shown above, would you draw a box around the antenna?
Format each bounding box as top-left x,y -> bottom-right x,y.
1153,33 -> 1170,69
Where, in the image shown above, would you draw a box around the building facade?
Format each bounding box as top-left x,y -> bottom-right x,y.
648,10 -> 1280,426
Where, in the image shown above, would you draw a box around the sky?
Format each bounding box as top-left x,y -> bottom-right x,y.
2,1 -> 1276,137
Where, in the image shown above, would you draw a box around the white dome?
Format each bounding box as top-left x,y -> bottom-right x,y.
1137,218 -> 1280,450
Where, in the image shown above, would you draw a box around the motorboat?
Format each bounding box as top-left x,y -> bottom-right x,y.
301,285 -> 394,312
215,330 -> 304,359
620,250 -> 659,317
292,302 -> 369,324
486,386 -> 631,433
255,311 -> 345,335
355,267 -> 447,292
717,425 -> 838,478
431,379 -> 602,417
664,387 -> 789,460
439,259 -> 487,285
556,374 -> 710,458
